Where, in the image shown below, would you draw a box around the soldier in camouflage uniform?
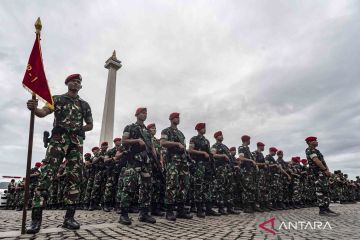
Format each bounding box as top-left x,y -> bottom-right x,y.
265,147 -> 284,210
238,135 -> 260,213
82,152 -> 93,209
147,123 -> 165,217
84,148 -> 98,210
211,131 -> 238,215
305,136 -> 339,216
118,107 -> 156,225
26,73 -> 93,233
6,179 -> 16,210
252,142 -> 268,212
29,162 -> 42,208
89,142 -> 108,210
188,123 -> 220,218
103,138 -> 124,212
289,157 -> 302,208
160,112 -> 193,221
15,178 -> 25,211
276,150 -> 292,210
230,147 -> 243,210
300,159 -> 310,206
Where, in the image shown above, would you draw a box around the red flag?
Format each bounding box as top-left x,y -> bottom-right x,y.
22,33 -> 53,108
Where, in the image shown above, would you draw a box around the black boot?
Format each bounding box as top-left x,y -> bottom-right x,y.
260,202 -> 269,212
206,202 -> 221,216
103,202 -> 111,212
253,202 -> 264,212
129,204 -> 139,213
278,201 -> 286,210
118,208 -> 132,225
166,204 -> 176,221
16,205 -> 23,211
325,207 -> 340,216
218,204 -> 227,215
196,203 -> 205,218
176,203 -> 193,219
88,200 -> 96,211
62,206 -> 80,230
243,203 -> 254,213
139,208 -> 156,224
190,202 -> 197,213
226,204 -> 240,215
26,208 -> 43,234
151,203 -> 164,217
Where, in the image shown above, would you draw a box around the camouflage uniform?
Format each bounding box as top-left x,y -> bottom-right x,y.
90,149 -> 107,207
120,123 -> 153,210
238,145 -> 257,207
15,179 -> 25,210
161,127 -> 190,206
306,147 -> 330,209
289,162 -> 302,204
6,181 -> 16,209
151,137 -> 165,211
29,167 -> 41,207
253,151 -> 269,206
56,162 -> 67,209
265,154 -> 281,205
84,156 -> 95,208
32,93 -> 92,209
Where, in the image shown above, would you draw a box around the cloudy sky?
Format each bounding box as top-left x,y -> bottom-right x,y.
0,0 -> 359,179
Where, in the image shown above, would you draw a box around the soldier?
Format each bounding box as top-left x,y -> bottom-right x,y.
26,73 -> 93,233
252,142 -> 268,212
276,150 -> 292,209
6,179 -> 16,210
189,123 -> 220,218
230,147 -> 243,210
29,162 -> 42,208
265,147 -> 284,210
84,147 -> 98,210
160,112 -> 192,221
300,159 -> 310,206
89,142 -> 108,210
289,157 -> 302,209
15,178 -> 25,211
118,107 -> 156,225
238,135 -> 259,213
147,123 -> 165,217
211,131 -> 239,215
82,152 -> 93,209
305,136 -> 339,216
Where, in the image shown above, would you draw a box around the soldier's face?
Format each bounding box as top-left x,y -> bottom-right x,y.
172,118 -> 180,125
270,151 -> 276,156
277,153 -> 283,158
217,135 -> 223,142
199,128 -> 206,134
149,127 -> 156,136
114,140 -> 121,146
137,111 -> 147,121
259,146 -> 264,151
230,151 -> 236,156
67,79 -> 82,91
101,146 -> 108,151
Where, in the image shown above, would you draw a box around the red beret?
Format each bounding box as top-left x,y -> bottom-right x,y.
305,136 -> 317,142
277,150 -> 283,155
257,142 -> 265,147
92,147 -> 99,152
147,123 -> 156,129
269,147 -> 278,152
301,159 -> 308,165
291,157 -> 298,162
214,131 -> 222,139
113,138 -> 121,142
35,162 -> 42,168
229,147 -> 236,152
241,135 -> 251,142
101,141 -> 108,147
195,123 -> 206,131
135,107 -> 147,116
84,153 -> 91,158
65,73 -> 82,84
169,112 -> 180,120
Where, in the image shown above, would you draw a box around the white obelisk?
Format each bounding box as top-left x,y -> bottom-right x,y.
99,50 -> 122,147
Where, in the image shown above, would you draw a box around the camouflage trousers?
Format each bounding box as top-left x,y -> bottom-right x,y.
152,167 -> 165,205
315,172 -> 330,208
270,173 -> 281,202
57,179 -> 66,205
256,170 -> 269,203
233,167 -> 243,206
48,179 -> 58,206
84,174 -> 95,205
116,167 -> 126,204
6,192 -> 16,208
120,159 -> 152,209
32,133 -> 83,208
241,169 -> 256,204
15,190 -> 24,207
291,177 -> 301,203
29,182 -> 38,207
214,165 -> 231,205
103,167 -> 116,204
165,155 -> 190,205
193,161 -> 213,203
90,169 -> 105,204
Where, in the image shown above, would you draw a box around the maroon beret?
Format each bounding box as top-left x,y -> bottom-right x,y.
269,147 -> 278,153
91,147 -> 99,152
214,131 -> 222,139
113,138 -> 121,142
65,73 -> 82,85
135,107 -> 147,116
277,150 -> 283,155
305,136 -> 317,142
35,162 -> 42,168
101,141 -> 108,147
257,142 -> 265,147
147,123 -> 156,129
229,147 -> 236,152
195,123 -> 206,131
241,135 -> 251,142
291,157 -> 298,162
169,112 -> 180,120
84,153 -> 91,158
301,159 -> 308,165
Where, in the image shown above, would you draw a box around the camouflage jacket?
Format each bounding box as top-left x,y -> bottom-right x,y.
160,126 -> 186,156
305,147 -> 328,174
189,135 -> 211,162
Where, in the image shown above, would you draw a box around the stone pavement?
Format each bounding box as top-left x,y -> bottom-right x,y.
0,203 -> 359,240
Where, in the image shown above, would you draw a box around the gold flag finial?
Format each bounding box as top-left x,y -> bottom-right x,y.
35,17 -> 42,34
112,50 -> 117,59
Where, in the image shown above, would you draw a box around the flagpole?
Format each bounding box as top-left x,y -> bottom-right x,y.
21,18 -> 42,235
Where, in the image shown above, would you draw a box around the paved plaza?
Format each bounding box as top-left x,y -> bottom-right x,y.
0,203 -> 359,240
